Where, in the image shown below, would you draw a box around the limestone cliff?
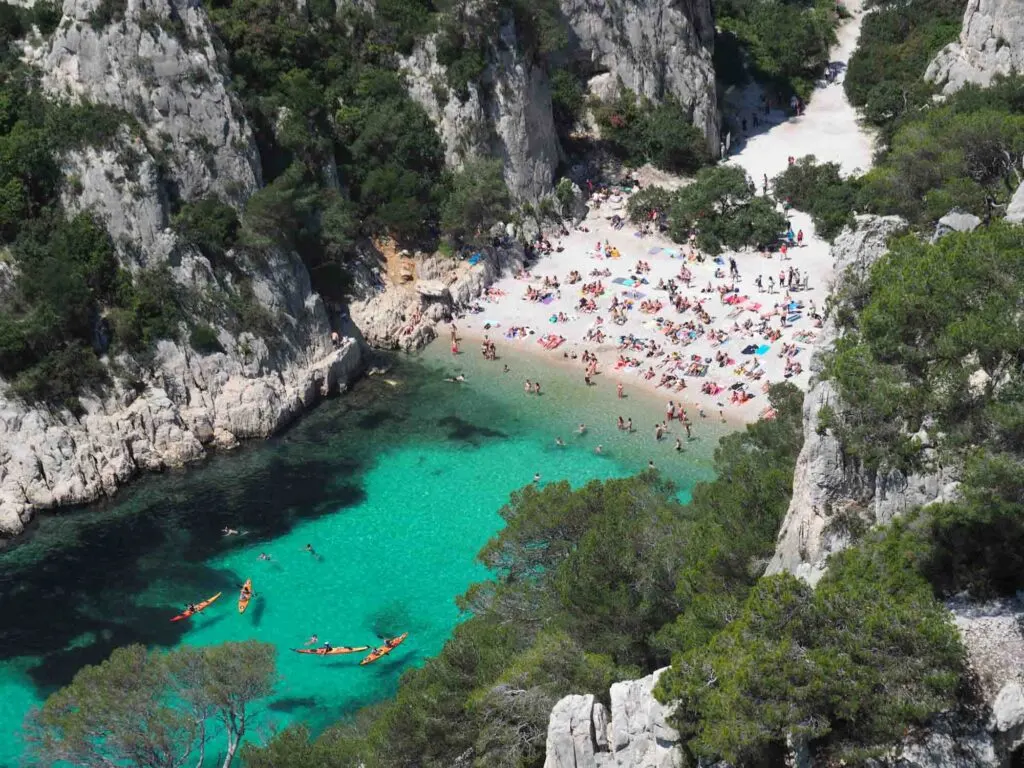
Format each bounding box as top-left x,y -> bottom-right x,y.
762,215 -> 970,585
559,0 -> 720,155
0,0 -> 362,539
543,668 -> 682,768
401,17 -> 560,201
925,0 -> 1024,94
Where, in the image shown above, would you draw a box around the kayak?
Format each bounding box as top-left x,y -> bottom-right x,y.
238,579 -> 253,614
360,633 -> 409,666
291,646 -> 371,656
170,592 -> 222,622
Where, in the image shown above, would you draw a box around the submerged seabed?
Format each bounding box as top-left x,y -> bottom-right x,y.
0,347 -> 720,766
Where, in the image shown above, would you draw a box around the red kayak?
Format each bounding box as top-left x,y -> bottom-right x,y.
360,633 -> 409,666
292,646 -> 370,656
170,592 -> 222,622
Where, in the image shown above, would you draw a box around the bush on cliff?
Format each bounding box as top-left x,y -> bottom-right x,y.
844,0 -> 962,131
242,384 -> 806,767
593,91 -> 711,174
658,540 -> 964,765
440,158 -> 511,245
716,0 -> 838,100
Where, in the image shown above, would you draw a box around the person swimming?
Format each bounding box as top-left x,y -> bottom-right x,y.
578,423 -> 587,435
533,473 -> 541,483
675,438 -> 683,452
305,544 -> 318,557
258,553 -> 271,561
222,527 -> 239,536
594,444 -> 603,454
305,634 -> 319,646
555,437 -> 565,447
443,374 -> 466,383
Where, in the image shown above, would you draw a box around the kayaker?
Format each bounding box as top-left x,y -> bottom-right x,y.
321,641 -> 333,654
185,603 -> 198,614
385,635 -> 404,648
239,583 -> 252,601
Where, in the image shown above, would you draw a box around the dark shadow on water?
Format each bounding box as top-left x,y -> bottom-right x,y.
249,596 -> 267,628
268,696 -> 319,714
437,415 -> 508,444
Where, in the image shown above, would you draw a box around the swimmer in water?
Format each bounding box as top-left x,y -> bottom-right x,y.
674,438 -> 683,452
595,444 -> 603,454
578,423 -> 587,435
533,472 -> 541,483
503,365 -> 510,373
304,544 -> 318,557
304,634 -> 319,646
222,527 -> 239,536
555,437 -> 565,447
443,374 -> 466,383
258,552 -> 272,561
648,460 -> 656,470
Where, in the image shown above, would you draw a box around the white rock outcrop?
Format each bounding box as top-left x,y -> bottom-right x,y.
925,0 -> 1024,95
350,240 -> 526,350
544,668 -> 682,768
1006,182 -> 1024,225
559,0 -> 720,155
0,0 -> 364,539
23,0 -> 261,205
401,18 -> 559,201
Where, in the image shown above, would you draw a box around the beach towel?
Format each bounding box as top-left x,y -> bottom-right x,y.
648,247 -> 662,255
467,253 -> 483,266
742,344 -> 758,355
612,277 -> 635,287
665,249 -> 679,258
786,313 -> 801,323
756,344 -> 771,355
623,290 -> 646,299
541,295 -> 556,305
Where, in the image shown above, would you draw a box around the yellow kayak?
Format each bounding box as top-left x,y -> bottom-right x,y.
238,579 -> 253,614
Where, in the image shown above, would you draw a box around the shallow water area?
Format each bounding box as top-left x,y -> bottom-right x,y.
0,349 -> 718,766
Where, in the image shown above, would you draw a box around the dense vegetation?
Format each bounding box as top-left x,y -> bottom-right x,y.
592,91 -> 711,173
27,641 -> 277,768
844,0 -> 963,132
240,383 -> 806,766
714,0 -> 839,99
627,166 -> 787,254
0,6 -> 186,408
772,76 -> 1024,237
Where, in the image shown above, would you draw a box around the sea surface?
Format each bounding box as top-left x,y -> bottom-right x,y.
0,344 -> 722,766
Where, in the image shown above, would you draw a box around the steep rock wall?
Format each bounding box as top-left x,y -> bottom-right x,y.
1,0 -> 363,540
762,215 -> 969,585
558,0 -> 720,155
401,18 -> 560,201
925,0 -> 1024,94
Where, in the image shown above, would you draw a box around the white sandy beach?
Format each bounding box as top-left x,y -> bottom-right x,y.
455,1 -> 875,426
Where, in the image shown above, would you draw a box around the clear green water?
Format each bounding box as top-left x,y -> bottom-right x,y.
0,347 -> 720,766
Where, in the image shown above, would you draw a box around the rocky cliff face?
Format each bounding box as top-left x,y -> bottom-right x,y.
401,18 -> 560,201
544,668 -> 682,768
763,214 -> 968,585
925,0 -> 1024,94
1,0 -> 362,540
559,0 -> 720,155
349,239 -> 526,351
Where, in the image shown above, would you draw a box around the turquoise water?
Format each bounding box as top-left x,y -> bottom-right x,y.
0,346 -> 720,766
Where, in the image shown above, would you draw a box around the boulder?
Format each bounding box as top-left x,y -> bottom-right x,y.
1006,181 -> 1024,225
931,209 -> 983,243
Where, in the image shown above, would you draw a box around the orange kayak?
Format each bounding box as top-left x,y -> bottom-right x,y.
238,579 -> 253,614
170,592 -> 222,622
360,633 -> 409,666
292,646 -> 370,656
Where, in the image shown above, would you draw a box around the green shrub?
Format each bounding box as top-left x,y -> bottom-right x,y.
87,0 -> 127,29
772,156 -> 859,240
173,196 -> 240,260
439,158 -> 511,244
594,91 -> 711,173
845,0 -> 962,130
189,323 -> 225,355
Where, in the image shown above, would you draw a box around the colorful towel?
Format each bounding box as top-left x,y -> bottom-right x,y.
467,253 -> 483,266
623,290 -> 646,299
541,295 -> 556,305
648,247 -> 662,255
756,344 -> 771,355
612,277 -> 636,286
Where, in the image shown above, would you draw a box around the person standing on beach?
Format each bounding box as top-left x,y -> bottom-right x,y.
666,401 -> 675,422
655,424 -> 664,441
534,381 -> 542,396
626,418 -> 633,432
685,421 -> 692,439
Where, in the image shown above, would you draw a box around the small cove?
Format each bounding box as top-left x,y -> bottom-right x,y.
0,346 -> 722,766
